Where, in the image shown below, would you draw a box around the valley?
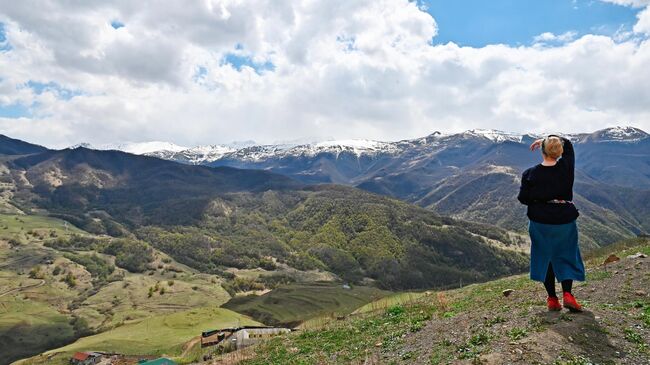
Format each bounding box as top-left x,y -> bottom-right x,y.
142,127 -> 650,247
0,127 -> 648,364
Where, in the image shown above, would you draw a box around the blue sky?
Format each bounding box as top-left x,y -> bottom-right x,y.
1,0 -> 649,146
422,0 -> 639,46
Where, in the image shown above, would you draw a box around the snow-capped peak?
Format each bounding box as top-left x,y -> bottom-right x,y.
582,126 -> 649,143
463,129 -> 524,143
314,139 -> 394,152
68,125 -> 647,165
115,141 -> 189,154
69,141 -> 188,154
600,126 -> 648,140
144,144 -> 236,164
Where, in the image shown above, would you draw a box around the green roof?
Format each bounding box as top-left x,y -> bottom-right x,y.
138,358 -> 177,365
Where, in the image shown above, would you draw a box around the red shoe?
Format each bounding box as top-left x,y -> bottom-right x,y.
563,292 -> 582,312
547,296 -> 562,311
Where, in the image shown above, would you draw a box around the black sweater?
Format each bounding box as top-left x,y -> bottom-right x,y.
517,136 -> 579,224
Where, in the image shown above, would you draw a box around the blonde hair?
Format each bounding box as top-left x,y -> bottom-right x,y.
542,136 -> 563,159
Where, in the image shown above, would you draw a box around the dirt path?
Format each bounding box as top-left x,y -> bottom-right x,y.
0,279 -> 45,298
383,255 -> 650,364
181,336 -> 202,358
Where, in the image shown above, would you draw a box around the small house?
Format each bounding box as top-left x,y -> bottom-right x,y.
201,326 -> 291,351
70,352 -> 101,365
233,327 -> 292,349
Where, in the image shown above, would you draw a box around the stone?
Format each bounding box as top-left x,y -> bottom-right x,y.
603,254 -> 620,265
626,252 -> 647,259
502,289 -> 515,297
634,290 -> 646,296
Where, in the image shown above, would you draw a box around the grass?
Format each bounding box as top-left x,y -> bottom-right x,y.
241,274 -> 537,364
553,351 -> 594,365
0,214 -> 85,243
223,282 -> 390,327
18,307 -> 261,365
244,301 -> 438,365
507,327 -> 528,341
583,236 -> 650,267
0,222 -> 232,365
352,291 -> 428,314
241,238 -> 650,364
586,270 -> 612,281
78,271 -> 230,329
0,297 -> 76,365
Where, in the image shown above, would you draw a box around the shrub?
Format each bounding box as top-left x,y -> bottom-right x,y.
64,253 -> 114,279
29,266 -> 45,279
221,277 -> 265,296
63,272 -> 77,287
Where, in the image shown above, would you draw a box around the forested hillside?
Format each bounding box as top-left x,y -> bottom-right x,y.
1,144 -> 528,290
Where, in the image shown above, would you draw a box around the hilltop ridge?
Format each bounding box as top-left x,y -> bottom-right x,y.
241,238 -> 650,365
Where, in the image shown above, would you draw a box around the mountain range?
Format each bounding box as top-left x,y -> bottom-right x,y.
0,136 -> 531,290
1,126 -> 648,290
84,126 -> 650,247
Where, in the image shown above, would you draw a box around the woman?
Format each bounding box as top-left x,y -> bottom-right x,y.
517,135 -> 584,312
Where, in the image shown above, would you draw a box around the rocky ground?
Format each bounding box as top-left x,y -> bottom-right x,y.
237,239 -> 650,365
384,252 -> 650,364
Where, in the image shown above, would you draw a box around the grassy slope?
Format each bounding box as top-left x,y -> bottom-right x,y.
0,213 -> 231,365
222,282 -> 390,327
0,214 -> 85,242
16,307 -> 261,365
352,292 -> 430,315
243,237 -> 650,365
0,297 -> 75,365
0,214 -> 90,364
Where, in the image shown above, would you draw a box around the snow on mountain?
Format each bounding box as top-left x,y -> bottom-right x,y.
71,141 -> 188,154
303,139 -> 401,157
460,129 -> 524,143
144,144 -> 236,164
591,126 -> 649,142
68,126 -> 647,165
180,145 -> 236,164
116,141 -> 189,154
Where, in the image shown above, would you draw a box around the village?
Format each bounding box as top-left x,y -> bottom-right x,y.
67,325 -> 292,365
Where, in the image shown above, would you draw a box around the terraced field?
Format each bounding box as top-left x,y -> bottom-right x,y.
223,282 -> 390,327
0,213 -> 232,365
16,307 -> 261,365
0,214 -> 85,243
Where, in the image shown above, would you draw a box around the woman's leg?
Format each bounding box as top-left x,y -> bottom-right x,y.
561,280 -> 573,294
543,263 -> 557,298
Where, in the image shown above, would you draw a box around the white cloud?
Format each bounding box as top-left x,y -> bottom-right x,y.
635,6 -> 650,33
533,31 -> 578,43
601,0 -> 650,34
0,0 -> 649,148
600,0 -> 650,7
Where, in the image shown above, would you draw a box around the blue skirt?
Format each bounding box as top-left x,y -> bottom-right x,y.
529,220 -> 585,282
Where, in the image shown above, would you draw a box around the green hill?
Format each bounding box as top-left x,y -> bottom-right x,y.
242,237 -> 650,365
3,147 -> 530,290
223,282 -> 389,327
16,307 -> 260,365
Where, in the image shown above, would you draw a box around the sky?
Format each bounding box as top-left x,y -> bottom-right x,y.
0,0 -> 649,148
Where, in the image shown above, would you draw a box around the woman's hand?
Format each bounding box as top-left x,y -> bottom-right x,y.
530,138 -> 543,151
